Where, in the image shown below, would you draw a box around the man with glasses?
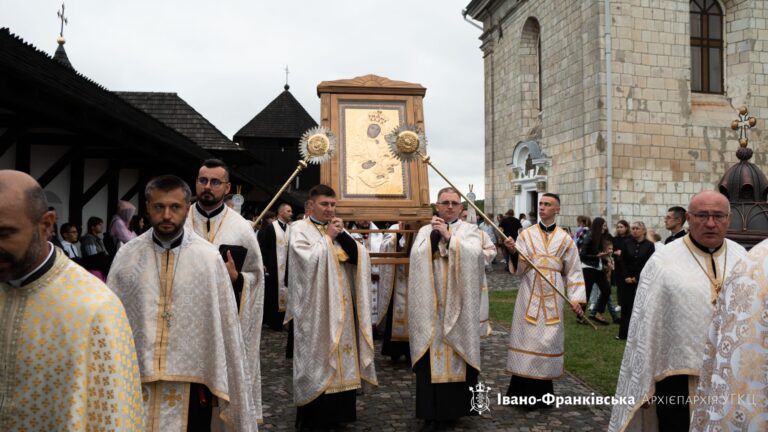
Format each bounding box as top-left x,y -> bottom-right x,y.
59,222 -> 81,261
408,187 -> 496,428
663,206 -> 687,244
185,158 -> 265,425
610,191 -> 747,432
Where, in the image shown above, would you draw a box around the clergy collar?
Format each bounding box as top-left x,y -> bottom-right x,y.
309,216 -> 327,226
152,229 -> 184,250
277,220 -> 288,231
689,234 -> 723,254
447,218 -> 460,225
539,221 -> 557,233
8,242 -> 55,288
195,202 -> 225,219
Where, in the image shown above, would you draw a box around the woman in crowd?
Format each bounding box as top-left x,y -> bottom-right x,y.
577,217 -> 612,325
109,200 -> 137,252
616,221 -> 655,340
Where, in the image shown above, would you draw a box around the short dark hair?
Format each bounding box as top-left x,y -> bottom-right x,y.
201,158 -> 230,181
437,187 -> 460,201
87,216 -> 104,230
60,222 -> 77,236
277,203 -> 291,212
667,206 -> 686,221
309,184 -> 336,199
542,193 -> 560,204
145,175 -> 192,203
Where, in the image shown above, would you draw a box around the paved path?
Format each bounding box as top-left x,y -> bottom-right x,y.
260,263 -> 612,431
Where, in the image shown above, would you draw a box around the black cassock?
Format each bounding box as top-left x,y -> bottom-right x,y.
257,221 -> 287,330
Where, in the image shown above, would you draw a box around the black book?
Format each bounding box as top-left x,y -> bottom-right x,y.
219,244 -> 247,272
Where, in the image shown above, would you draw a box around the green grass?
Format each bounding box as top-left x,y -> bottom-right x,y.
489,288 -> 626,395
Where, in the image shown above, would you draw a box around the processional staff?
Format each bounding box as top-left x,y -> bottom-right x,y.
385,124 -> 596,330
253,126 -> 336,227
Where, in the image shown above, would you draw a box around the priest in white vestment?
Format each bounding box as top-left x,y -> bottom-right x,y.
609,191 -> 747,432
348,220 -> 384,324
377,222 -> 412,362
109,175 -> 256,432
185,159 -> 265,423
408,187 -> 496,426
0,170 -> 144,431
690,237 -> 768,432
288,185 -> 377,429
502,193 -> 586,409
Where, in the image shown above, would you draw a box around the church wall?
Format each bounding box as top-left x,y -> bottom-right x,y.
478,0 -> 768,232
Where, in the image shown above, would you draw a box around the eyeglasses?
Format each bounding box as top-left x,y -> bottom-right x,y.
691,212 -> 729,223
197,177 -> 228,187
437,201 -> 461,207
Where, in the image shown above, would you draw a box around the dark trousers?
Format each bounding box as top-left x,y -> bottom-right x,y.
506,375 -> 554,409
583,267 -> 611,315
286,320 -> 294,359
381,299 -> 410,361
618,283 -> 638,339
655,375 -> 691,432
187,384 -> 213,432
414,353 -> 479,420
296,390 -> 356,428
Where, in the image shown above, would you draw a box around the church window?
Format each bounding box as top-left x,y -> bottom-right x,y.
690,0 -> 724,94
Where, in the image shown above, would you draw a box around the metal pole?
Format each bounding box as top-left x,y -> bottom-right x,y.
420,152 -> 596,329
253,160 -> 307,227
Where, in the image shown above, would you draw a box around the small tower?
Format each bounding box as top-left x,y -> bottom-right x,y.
718,106 -> 768,249
53,3 -> 73,69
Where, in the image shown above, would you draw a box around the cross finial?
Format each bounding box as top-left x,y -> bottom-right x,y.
57,3 -> 68,38
731,106 -> 758,161
284,65 -> 290,91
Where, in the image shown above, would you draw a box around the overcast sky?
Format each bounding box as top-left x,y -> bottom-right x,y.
2,0 -> 487,200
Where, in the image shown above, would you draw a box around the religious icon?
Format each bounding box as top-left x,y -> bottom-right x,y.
339,102 -> 409,199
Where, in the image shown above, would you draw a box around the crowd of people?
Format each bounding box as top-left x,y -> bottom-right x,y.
2,163 -> 765,431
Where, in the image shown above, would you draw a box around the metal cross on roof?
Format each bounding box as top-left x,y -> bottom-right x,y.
731,105 -> 757,147
57,3 -> 68,38
731,106 -> 758,161
284,65 -> 290,90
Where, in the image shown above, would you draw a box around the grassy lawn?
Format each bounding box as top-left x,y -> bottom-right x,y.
489,289 -> 626,395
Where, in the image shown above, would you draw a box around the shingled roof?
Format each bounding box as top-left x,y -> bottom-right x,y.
234,86 -> 317,140
115,91 -> 241,152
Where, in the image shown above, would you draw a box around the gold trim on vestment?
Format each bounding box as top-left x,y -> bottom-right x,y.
411,234 -> 437,366
152,249 -> 177,376
140,376 -> 231,403
356,243 -> 375,351
508,346 -> 564,357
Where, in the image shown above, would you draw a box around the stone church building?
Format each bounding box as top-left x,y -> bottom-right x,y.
465,0 -> 768,230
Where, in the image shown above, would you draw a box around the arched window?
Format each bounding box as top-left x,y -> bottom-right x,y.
520,18 -> 542,132
690,0 -> 724,94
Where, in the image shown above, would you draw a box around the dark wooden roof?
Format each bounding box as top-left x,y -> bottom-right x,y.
234,87 -> 317,140
115,91 -> 242,152
53,42 -> 73,69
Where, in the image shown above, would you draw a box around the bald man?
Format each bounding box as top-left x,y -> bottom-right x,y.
609,191 -> 747,432
0,170 -> 144,431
